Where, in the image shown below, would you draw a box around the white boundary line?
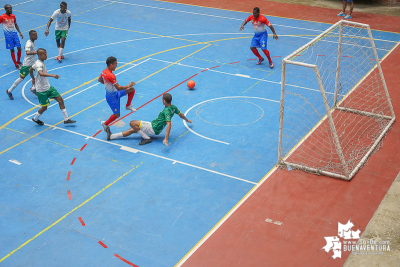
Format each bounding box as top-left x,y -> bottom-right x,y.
183,96 -> 279,145
12,0 -> 34,6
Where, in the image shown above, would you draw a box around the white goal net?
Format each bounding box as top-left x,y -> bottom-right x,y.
278,20 -> 395,180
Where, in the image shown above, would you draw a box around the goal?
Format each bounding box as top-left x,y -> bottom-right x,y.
278,20 -> 395,180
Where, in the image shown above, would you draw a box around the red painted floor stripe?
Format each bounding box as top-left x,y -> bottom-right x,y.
98,241 -> 108,248
247,58 -> 257,61
70,158 -> 76,165
67,171 -> 71,181
114,254 -> 139,267
67,190 -> 72,200
201,69 -> 208,72
80,144 -> 87,151
110,73 -> 199,125
78,217 -> 85,226
93,130 -> 102,137
209,65 -> 220,69
230,61 -> 240,64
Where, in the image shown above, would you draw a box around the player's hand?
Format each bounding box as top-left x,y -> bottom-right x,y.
163,139 -> 169,146
54,75 -> 60,79
273,34 -> 279,40
44,30 -> 49,37
129,81 -> 135,87
187,120 -> 192,123
239,26 -> 244,31
19,33 -> 23,39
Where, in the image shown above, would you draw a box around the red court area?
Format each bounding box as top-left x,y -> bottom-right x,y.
161,0 -> 400,266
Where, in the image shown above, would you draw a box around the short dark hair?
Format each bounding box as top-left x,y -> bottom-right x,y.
4,4 -> 11,9
60,1 -> 67,7
163,93 -> 172,104
29,30 -> 37,35
253,7 -> 260,13
106,56 -> 117,66
37,48 -> 46,55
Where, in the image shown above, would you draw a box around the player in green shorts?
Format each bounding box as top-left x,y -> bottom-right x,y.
106,93 -> 192,146
29,48 -> 75,125
6,30 -> 38,100
44,1 -> 71,62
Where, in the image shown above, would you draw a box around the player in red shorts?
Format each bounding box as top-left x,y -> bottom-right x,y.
240,7 -> 278,68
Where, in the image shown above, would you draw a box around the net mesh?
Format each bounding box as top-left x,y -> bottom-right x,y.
280,21 -> 394,179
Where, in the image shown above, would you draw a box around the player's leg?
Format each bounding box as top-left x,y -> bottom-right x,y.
32,92 -> 50,125
102,92 -> 123,131
345,0 -> 354,18
59,32 -> 67,59
250,34 -> 264,65
6,72 -> 26,100
338,0 -> 347,16
259,32 -> 273,68
137,121 -> 153,145
16,44 -> 22,66
55,31 -> 62,62
9,46 -> 19,69
51,87 -> 76,124
125,87 -> 136,112
106,120 -> 141,140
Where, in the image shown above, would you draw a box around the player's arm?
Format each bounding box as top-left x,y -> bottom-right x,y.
29,67 -> 35,84
267,23 -> 278,40
163,121 -> 172,146
44,18 -> 54,36
98,76 -> 104,84
38,70 -> 59,79
178,113 -> 192,123
239,20 -> 248,31
68,16 -> 71,29
114,81 -> 135,91
14,23 -> 23,39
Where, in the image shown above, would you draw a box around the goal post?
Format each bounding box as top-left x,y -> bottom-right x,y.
278,20 -> 395,181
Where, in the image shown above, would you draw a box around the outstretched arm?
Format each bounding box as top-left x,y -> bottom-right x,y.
239,20 -> 248,31
268,24 -> 278,40
38,70 -> 59,79
44,18 -> 53,36
179,113 -> 192,123
163,121 -> 172,146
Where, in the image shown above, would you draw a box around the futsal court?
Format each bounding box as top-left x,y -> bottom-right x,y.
0,0 -> 399,266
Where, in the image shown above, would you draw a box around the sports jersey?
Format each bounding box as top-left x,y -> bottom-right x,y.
51,9 -> 71,31
22,39 -> 36,67
0,13 -> 17,38
151,105 -> 181,135
32,60 -> 50,92
246,14 -> 270,35
100,68 -> 118,96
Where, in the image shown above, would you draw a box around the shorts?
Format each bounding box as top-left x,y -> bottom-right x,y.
55,30 -> 68,40
37,86 -> 61,106
5,35 -> 21,50
106,89 -> 126,115
139,121 -> 155,136
251,32 -> 268,49
343,0 -> 353,2
20,65 -> 32,77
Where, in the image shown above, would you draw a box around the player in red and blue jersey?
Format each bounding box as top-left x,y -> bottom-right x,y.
98,56 -> 137,137
240,7 -> 278,68
0,4 -> 24,69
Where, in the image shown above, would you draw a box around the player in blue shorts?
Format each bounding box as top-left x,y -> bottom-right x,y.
240,7 -> 278,68
0,4 -> 24,69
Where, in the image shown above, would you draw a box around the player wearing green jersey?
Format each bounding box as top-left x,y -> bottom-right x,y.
106,93 -> 192,146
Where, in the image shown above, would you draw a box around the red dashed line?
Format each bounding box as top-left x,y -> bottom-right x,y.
230,61 -> 240,64
98,241 -> 108,248
114,254 -> 139,267
71,158 -> 76,165
67,190 -> 72,200
78,217 -> 85,226
80,144 -> 87,151
93,130 -> 102,137
67,171 -> 71,181
201,69 -> 208,72
342,56 -> 353,58
209,65 -> 220,69
247,58 -> 257,61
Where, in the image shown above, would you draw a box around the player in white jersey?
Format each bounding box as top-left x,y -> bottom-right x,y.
6,30 -> 38,100
28,48 -> 76,125
44,1 -> 71,63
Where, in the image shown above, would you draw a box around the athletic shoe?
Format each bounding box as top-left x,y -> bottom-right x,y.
101,121 -> 110,132
61,55 -> 65,59
30,87 -> 37,96
32,118 -> 44,126
337,11 -> 345,16
64,118 -> 76,124
15,64 -> 21,70
256,58 -> 264,65
55,56 -> 62,62
125,105 -> 137,112
269,62 -> 274,69
344,14 -> 352,19
139,138 -> 152,145
105,127 -> 112,141
6,89 -> 14,100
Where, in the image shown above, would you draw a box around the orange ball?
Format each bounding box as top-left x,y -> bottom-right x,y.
187,80 -> 195,90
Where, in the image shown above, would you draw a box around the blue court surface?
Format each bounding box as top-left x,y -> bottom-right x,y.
0,0 -> 399,266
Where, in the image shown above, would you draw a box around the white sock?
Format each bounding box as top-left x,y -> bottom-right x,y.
31,84 -> 36,90
61,108 -> 68,121
59,48 -> 64,57
137,130 -> 150,139
33,112 -> 41,121
8,77 -> 24,92
110,132 -> 123,140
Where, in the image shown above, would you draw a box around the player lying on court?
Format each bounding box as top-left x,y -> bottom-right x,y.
105,93 -> 192,146
239,7 -> 278,68
98,56 -> 137,137
29,48 -> 76,125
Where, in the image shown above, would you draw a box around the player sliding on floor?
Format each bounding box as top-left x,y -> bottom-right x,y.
239,7 -> 278,68
44,1 -> 71,62
98,56 -> 137,136
6,30 -> 38,100
29,48 -> 76,125
105,93 -> 192,146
